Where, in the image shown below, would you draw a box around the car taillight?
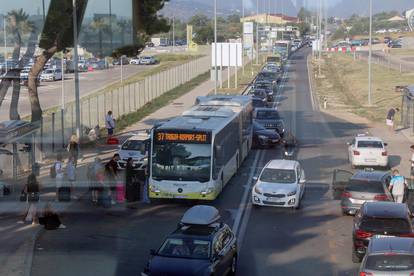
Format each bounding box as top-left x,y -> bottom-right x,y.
341,191 -> 352,198
353,150 -> 360,155
374,194 -> 389,201
399,233 -> 414,238
410,273 -> 414,276
356,230 -> 373,239
360,272 -> 373,276
382,151 -> 387,156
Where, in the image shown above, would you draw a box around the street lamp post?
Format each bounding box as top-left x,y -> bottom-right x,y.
256,0 -> 259,65
109,0 -> 113,54
3,16 -> 7,74
172,16 -> 175,52
72,0 -> 81,139
214,0 -> 218,95
368,0 -> 373,106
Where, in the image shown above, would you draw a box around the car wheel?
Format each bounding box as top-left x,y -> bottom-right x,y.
341,209 -> 348,216
229,255 -> 237,275
295,199 -> 301,210
352,245 -> 362,263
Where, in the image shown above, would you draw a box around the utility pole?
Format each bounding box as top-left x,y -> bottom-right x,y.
172,16 -> 175,52
324,0 -> 328,50
242,0 -> 245,76
256,0 -> 259,65
3,16 -> 7,74
72,0 -> 81,138
109,0 -> 113,54
368,0 -> 372,105
214,0 -> 218,95
318,0 -> 322,76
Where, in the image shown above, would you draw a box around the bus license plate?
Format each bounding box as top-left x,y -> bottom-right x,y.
174,195 -> 187,199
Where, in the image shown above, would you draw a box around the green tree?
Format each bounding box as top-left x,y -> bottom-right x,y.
90,17 -> 110,57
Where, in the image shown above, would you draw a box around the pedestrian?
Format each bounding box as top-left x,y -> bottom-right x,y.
105,110 -> 115,138
67,134 -> 79,167
18,173 -> 40,225
125,158 -> 138,204
389,169 -> 407,203
386,107 -> 399,132
105,153 -> 120,205
89,157 -> 104,205
66,156 -> 77,200
54,154 -> 64,199
410,145 -> 414,180
39,203 -> 66,230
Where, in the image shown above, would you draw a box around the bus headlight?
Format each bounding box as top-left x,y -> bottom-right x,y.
201,187 -> 213,195
149,185 -> 160,193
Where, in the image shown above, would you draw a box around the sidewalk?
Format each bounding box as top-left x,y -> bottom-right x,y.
0,64 -> 235,276
322,109 -> 414,176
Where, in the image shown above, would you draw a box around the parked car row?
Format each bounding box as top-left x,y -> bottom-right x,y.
331,132 -> 414,274
114,56 -> 158,66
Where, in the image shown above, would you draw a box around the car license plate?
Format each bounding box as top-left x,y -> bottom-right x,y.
271,139 -> 278,143
267,197 -> 282,202
364,159 -> 376,162
374,235 -> 395,238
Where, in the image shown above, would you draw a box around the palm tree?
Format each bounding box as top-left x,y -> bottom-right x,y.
90,17 -> 110,57
0,9 -> 33,120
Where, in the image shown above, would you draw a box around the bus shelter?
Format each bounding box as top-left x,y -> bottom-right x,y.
400,85 -> 414,133
0,120 -> 39,180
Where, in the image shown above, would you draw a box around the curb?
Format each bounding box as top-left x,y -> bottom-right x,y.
23,227 -> 43,276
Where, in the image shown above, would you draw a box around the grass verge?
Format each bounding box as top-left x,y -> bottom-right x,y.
114,71 -> 210,133
312,52 -> 414,123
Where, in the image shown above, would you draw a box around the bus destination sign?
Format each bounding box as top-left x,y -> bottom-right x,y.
155,131 -> 211,144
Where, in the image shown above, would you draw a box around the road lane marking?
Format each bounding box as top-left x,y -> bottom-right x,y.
234,150 -> 265,248
232,149 -> 261,235
306,54 -> 317,111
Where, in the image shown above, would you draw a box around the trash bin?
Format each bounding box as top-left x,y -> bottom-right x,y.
32,163 -> 40,176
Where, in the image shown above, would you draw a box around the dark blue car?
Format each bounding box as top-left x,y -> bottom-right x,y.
143,206 -> 238,276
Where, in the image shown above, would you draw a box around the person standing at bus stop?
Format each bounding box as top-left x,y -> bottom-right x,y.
105,111 -> 115,138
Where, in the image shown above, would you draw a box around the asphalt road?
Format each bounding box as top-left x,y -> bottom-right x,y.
30,48 -> 365,276
0,64 -> 158,121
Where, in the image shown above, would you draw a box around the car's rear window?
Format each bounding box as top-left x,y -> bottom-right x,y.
357,141 -> 383,148
365,254 -> 414,271
256,111 -> 280,120
346,180 -> 384,193
360,218 -> 410,233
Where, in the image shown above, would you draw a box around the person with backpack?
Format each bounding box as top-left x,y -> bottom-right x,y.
389,169 -> 408,203
66,156 -> 77,200
105,111 -> 115,138
105,154 -> 120,205
52,154 -> 65,201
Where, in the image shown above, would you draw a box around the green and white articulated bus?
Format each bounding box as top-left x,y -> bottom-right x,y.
149,95 -> 253,200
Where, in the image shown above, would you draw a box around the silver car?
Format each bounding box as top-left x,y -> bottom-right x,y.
360,237 -> 414,275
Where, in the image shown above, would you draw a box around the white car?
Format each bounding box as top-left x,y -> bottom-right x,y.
252,159 -> 306,209
40,68 -> 62,81
117,132 -> 150,170
129,57 -> 141,65
347,135 -> 388,169
139,56 -> 157,65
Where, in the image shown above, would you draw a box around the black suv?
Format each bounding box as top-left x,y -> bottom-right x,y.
143,206 -> 238,276
352,202 -> 414,263
253,107 -> 285,137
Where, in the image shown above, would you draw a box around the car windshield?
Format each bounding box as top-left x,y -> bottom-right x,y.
365,254 -> 414,271
360,218 -> 411,233
158,238 -> 211,259
256,110 -> 280,119
346,180 -> 384,193
252,99 -> 266,108
260,168 -> 296,184
152,143 -> 211,182
121,140 -> 146,152
357,141 -> 383,148
253,121 -> 267,131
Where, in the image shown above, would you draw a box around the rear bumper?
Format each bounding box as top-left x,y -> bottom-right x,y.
352,156 -> 388,167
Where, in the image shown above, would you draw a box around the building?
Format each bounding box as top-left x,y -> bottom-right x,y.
387,15 -> 405,22
405,9 -> 414,31
240,13 -> 298,25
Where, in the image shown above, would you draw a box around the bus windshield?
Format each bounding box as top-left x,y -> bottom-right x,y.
152,143 -> 211,182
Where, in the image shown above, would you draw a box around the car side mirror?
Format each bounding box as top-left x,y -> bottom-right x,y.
299,178 -> 306,184
150,249 -> 156,256
346,142 -> 351,145
253,176 -> 258,181
384,143 -> 388,146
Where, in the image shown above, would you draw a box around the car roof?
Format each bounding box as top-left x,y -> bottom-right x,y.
265,159 -> 298,170
368,237 -> 414,254
181,205 -> 220,226
363,202 -> 408,218
355,136 -> 383,142
254,107 -> 278,112
351,170 -> 389,181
